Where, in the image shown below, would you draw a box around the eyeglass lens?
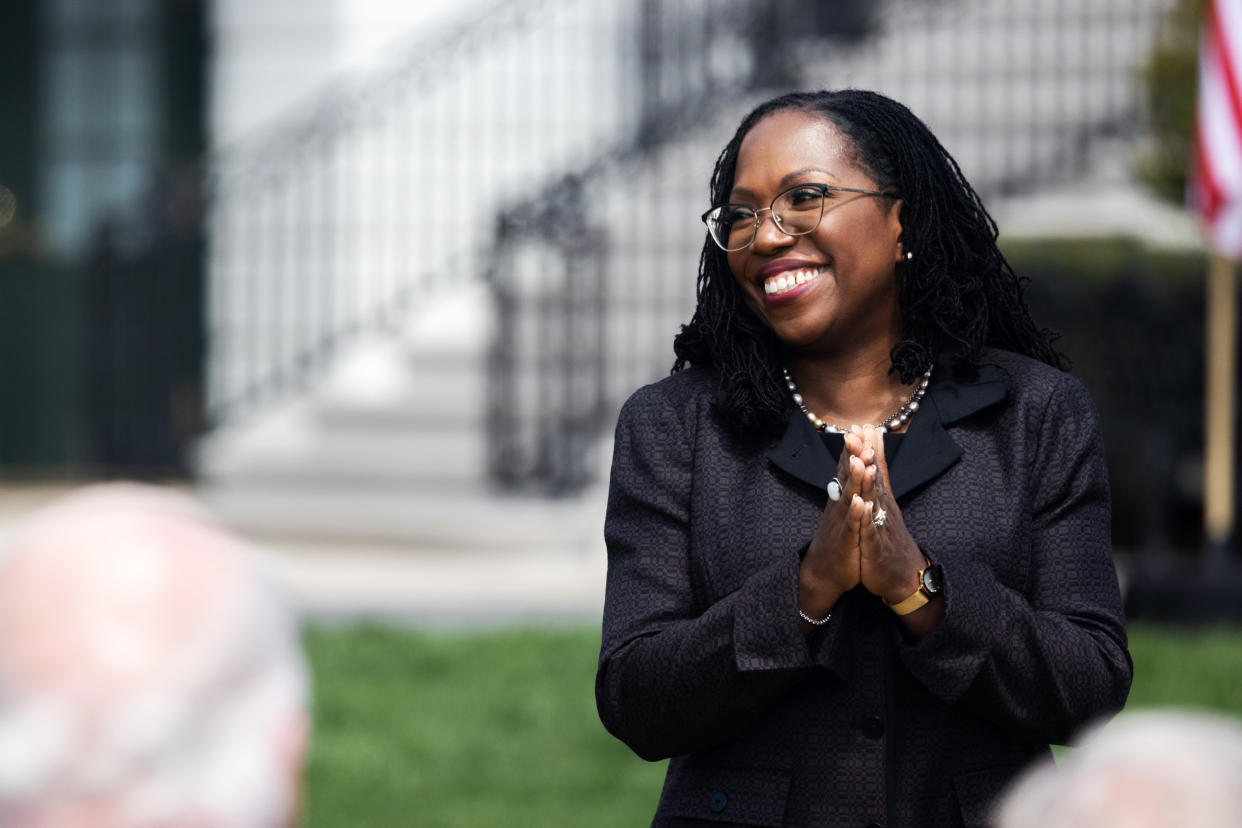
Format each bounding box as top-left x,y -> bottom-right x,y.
706,185 -> 826,251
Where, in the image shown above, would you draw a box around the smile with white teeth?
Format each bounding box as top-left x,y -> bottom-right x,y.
764,266 -> 826,296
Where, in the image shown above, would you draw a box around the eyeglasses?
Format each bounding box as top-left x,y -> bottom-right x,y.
700,182 -> 888,252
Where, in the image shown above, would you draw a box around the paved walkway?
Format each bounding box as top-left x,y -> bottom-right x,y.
0,483 -> 608,627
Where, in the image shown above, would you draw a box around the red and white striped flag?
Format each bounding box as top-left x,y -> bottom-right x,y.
1193,0 -> 1242,257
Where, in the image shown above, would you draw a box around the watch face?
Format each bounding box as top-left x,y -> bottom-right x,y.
921,565 -> 942,594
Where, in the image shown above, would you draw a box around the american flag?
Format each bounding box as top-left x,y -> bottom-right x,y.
1192,0 -> 1242,257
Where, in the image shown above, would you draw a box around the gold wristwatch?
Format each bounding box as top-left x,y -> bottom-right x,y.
883,561 -> 943,616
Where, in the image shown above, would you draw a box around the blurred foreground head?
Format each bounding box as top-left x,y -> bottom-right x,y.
0,483 -> 308,828
996,710 -> 1242,828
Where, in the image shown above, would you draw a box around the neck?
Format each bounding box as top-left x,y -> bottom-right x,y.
784,348 -> 912,429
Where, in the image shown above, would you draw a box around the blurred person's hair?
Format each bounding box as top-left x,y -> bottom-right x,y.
0,483 -> 308,828
996,710 -> 1242,828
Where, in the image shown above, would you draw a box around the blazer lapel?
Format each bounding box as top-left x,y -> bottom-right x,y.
768,355 -> 1009,501
768,410 -> 837,493
887,397 -> 960,500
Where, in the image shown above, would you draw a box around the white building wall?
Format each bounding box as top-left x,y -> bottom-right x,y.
210,0 -> 489,146
205,0 -> 636,419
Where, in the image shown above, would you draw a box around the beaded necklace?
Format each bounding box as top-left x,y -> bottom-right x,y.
782,365 -> 933,434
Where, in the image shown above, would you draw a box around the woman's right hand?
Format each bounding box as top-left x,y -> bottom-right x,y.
797,431 -> 870,627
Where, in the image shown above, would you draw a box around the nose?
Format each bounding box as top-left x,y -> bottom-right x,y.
750,207 -> 794,253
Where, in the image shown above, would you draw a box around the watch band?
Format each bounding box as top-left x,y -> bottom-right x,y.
882,564 -> 935,616
884,584 -> 930,616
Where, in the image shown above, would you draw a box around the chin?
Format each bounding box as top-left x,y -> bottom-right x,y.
769,314 -> 836,348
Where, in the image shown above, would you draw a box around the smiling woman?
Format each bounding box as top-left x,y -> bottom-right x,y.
596,90 -> 1133,828
725,110 -> 905,367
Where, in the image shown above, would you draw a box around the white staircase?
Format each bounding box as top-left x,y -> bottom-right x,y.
197,282 -> 607,549
197,0 -> 1190,544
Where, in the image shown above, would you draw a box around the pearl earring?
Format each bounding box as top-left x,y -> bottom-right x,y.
904,251 -> 914,261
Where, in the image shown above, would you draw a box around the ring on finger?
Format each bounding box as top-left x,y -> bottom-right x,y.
827,478 -> 843,502
872,507 -> 887,528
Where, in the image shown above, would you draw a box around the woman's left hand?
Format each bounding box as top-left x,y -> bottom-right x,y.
853,425 -> 945,634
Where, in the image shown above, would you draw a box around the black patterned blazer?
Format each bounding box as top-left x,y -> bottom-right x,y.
596,349 -> 1132,828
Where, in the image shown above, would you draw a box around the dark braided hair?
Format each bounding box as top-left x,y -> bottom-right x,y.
672,89 -> 1066,438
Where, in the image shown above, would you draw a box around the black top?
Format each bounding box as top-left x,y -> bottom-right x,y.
821,429 -> 906,469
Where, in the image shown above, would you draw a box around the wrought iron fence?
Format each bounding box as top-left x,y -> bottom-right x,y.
205,0 -> 646,424
488,0 -> 1179,493
114,0 -> 1185,498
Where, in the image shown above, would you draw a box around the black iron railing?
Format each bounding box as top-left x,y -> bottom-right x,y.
76,0 -> 1181,492
488,0 -> 1179,493
205,0 -> 640,424
52,0 -> 1184,491
67,0 -> 1219,562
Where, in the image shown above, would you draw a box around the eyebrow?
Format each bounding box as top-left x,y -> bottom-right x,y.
729,167 -> 838,201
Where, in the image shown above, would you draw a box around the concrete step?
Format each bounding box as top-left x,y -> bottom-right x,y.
314,343 -> 489,429
198,405 -> 491,489
201,482 -> 607,550
0,483 -> 607,625
199,280 -> 497,495
313,283 -> 493,424
255,539 -> 607,624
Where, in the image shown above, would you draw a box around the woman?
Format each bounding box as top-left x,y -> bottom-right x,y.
595,90 -> 1132,827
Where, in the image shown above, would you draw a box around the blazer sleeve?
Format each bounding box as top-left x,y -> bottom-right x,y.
595,383 -> 812,761
899,371 -> 1133,744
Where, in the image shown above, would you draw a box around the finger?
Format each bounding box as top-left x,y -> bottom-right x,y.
837,456 -> 861,503
849,455 -> 867,491
857,423 -> 886,496
866,425 -> 882,464
852,424 -> 871,454
843,431 -> 865,458
847,493 -> 867,531
859,456 -> 879,496
827,448 -> 857,510
833,456 -> 852,492
859,497 -> 879,553
868,453 -> 887,499
872,428 -> 893,493
858,463 -> 877,498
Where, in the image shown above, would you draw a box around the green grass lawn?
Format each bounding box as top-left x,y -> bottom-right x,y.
301,622 -> 1242,827
302,625 -> 665,827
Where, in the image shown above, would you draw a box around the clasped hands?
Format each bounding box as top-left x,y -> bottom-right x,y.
798,424 -> 929,626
